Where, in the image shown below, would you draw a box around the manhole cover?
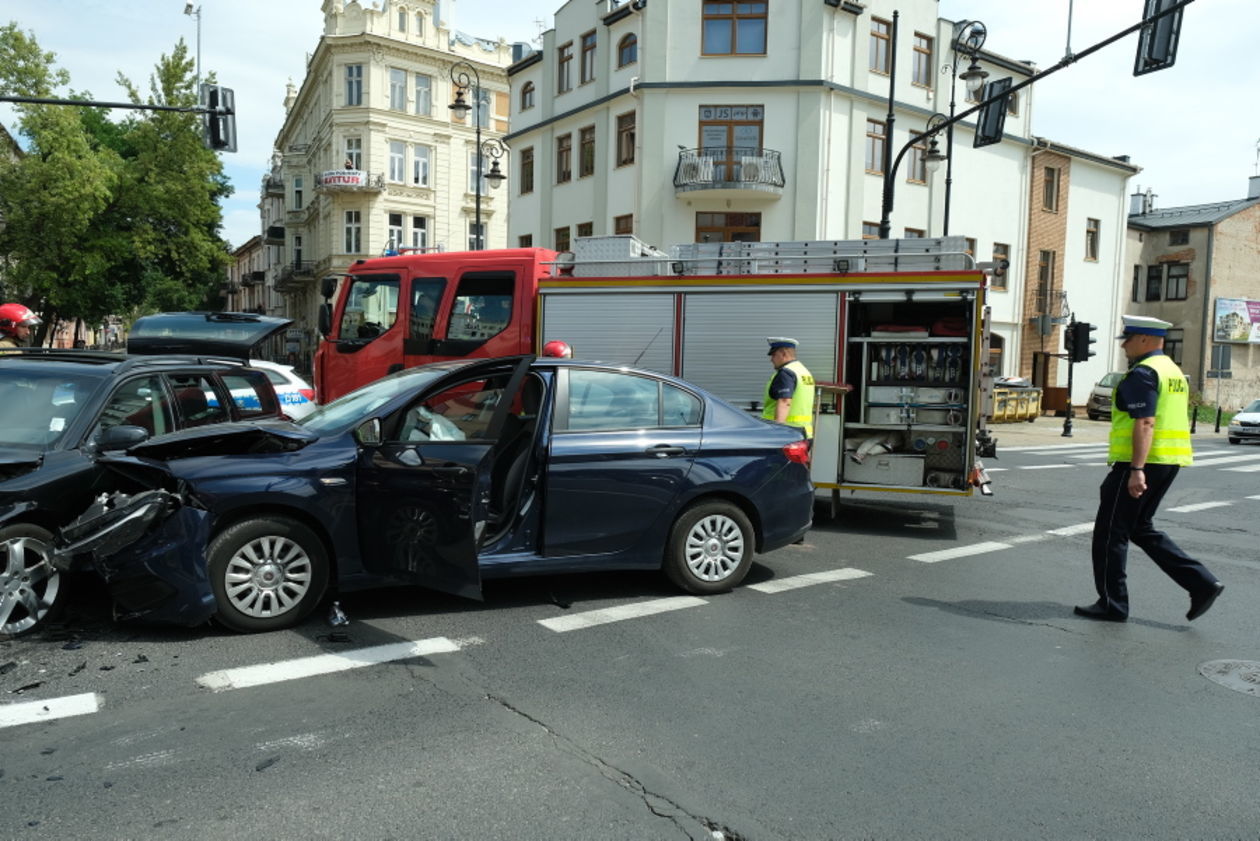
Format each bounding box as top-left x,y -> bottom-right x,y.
1198,660 -> 1260,697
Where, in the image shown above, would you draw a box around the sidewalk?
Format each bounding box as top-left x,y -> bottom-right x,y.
987,413 -> 1230,448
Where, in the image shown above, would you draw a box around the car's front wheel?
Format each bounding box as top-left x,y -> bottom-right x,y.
663,501 -> 754,595
1228,437 -> 1240,445
208,516 -> 329,633
0,524 -> 63,636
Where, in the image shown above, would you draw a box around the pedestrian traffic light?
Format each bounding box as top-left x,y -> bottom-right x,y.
200,83 -> 237,153
1134,0 -> 1183,76
973,77 -> 1012,148
1069,321 -> 1097,363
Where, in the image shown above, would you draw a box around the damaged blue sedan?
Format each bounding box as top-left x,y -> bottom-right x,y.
58,356 -> 814,632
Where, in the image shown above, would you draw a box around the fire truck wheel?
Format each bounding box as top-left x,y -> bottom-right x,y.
663,501 -> 754,595
208,516 -> 329,633
0,523 -> 64,637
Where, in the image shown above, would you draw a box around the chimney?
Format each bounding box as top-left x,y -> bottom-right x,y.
1129,190 -> 1145,216
1249,175 -> 1260,200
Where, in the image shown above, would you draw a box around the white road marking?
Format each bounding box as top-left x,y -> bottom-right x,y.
1190,453 -> 1260,467
1165,501 -> 1233,513
909,541 -> 1012,563
747,567 -> 872,593
0,692 -> 101,730
538,596 -> 706,633
1000,443 -> 1112,453
105,750 -> 180,770
1047,522 -> 1095,536
1248,495 -> 1260,500
1223,464 -> 1260,473
985,467 -> 1009,472
196,637 -> 460,692
1008,534 -> 1048,544
1019,464 -> 1076,470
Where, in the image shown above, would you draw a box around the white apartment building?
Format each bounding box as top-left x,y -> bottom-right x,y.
266,0 -> 515,363
507,0 -> 1136,398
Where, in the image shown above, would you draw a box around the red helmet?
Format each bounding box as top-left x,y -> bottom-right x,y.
542,340 -> 573,358
0,303 -> 41,336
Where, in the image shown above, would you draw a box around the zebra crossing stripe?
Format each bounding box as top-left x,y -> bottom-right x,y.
748,567 -> 872,593
909,541 -> 1012,563
1165,501 -> 1233,513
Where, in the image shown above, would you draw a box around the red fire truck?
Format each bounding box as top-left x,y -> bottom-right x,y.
315,235 -> 998,500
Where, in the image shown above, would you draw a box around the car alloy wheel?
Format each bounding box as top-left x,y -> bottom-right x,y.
664,501 -> 754,595
208,516 -> 329,633
0,524 -> 62,636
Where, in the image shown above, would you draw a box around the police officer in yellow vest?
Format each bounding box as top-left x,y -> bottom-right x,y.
1074,315 -> 1224,623
763,337 -> 826,441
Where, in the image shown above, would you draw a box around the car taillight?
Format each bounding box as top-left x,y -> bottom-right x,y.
783,440 -> 810,464
299,389 -> 315,401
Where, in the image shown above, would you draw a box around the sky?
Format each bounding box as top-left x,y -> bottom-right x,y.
2,0 -> 1256,251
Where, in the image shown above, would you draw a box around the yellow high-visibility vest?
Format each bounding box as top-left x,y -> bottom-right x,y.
1108,353 -> 1193,466
763,359 -> 816,438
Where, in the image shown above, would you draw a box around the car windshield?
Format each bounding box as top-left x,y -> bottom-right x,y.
0,370 -> 102,450
1243,400 -> 1260,414
300,368 -> 450,435
1099,372 -> 1125,388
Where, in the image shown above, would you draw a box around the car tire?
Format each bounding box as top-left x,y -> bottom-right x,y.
207,516 -> 329,633
1087,411 -> 1099,421
663,501 -> 754,595
1228,437 -> 1240,445
0,523 -> 63,636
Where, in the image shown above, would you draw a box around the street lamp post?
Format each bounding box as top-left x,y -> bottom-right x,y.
941,20 -> 989,236
183,2 -> 201,88
449,60 -> 506,250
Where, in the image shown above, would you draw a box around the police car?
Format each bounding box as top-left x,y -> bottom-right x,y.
249,359 -> 316,420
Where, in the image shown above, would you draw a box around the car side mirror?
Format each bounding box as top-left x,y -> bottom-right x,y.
97,424 -> 150,452
320,276 -> 338,299
354,418 -> 382,447
318,302 -> 333,338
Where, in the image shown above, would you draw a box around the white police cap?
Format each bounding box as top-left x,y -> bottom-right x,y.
767,336 -> 799,355
1117,314 -> 1172,339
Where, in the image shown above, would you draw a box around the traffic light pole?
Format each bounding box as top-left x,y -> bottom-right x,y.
1062,355 -> 1075,438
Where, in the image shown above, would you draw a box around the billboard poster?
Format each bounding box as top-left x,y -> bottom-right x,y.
1213,298 -> 1260,344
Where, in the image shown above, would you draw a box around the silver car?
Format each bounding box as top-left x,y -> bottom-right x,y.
1227,399 -> 1260,445
1085,371 -> 1126,421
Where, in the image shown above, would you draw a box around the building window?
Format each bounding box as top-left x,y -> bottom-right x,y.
912,33 -> 933,87
616,112 -> 635,166
397,8 -> 407,32
870,18 -> 891,74
580,30 -> 597,84
518,234 -> 533,248
555,226 -> 571,251
556,133 -> 572,183
696,212 -> 761,243
1042,166 -> 1060,211
1164,328 -> 1184,365
862,222 -> 880,240
344,210 -> 361,253
992,243 -> 1010,290
1132,265 -> 1141,302
557,42 -> 573,93
412,145 -> 430,187
577,222 -> 593,238
389,140 -> 405,182
344,137 -> 362,170
701,0 -> 767,55
614,214 -> 633,235
345,64 -> 363,106
416,12 -> 425,36
698,104 -> 762,181
907,138 -> 928,184
469,222 -> 485,251
618,33 -> 638,67
904,228 -> 926,238
865,120 -> 886,173
1084,218 -> 1100,261
468,151 -> 488,193
1038,249 -> 1056,286
414,74 -> 432,115
520,147 -> 535,194
1166,263 -> 1189,300
1168,228 -> 1189,245
390,68 -> 406,110
1145,265 -> 1163,302
387,212 -> 404,250
411,216 -> 428,250
579,125 -> 595,177
520,80 -> 535,111
292,176 -> 303,210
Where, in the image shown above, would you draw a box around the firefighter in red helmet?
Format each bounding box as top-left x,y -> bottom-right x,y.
0,303 -> 41,350
542,340 -> 573,358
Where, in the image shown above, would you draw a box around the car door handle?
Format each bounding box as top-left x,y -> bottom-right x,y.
646,445 -> 686,458
431,463 -> 471,476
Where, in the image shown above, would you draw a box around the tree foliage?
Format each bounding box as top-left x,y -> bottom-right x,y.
0,25 -> 231,344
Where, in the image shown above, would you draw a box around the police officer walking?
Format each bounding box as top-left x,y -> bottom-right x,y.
764,337 -> 835,441
1074,315 -> 1224,623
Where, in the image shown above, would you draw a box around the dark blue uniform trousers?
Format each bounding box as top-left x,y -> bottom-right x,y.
1090,462 -> 1215,617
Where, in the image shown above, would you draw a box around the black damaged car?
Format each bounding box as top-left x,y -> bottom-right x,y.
0,312 -> 291,636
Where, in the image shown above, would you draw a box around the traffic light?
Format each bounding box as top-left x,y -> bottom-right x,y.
1068,321 -> 1097,363
973,77 -> 1012,148
200,83 -> 237,153
1134,0 -> 1184,77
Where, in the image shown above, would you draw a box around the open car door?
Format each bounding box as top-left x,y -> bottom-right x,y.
354,357 -> 533,600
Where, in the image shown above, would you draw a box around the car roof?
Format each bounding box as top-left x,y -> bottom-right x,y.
0,348 -> 252,377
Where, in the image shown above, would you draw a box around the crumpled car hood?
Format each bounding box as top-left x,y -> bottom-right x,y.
123,420 -> 318,461
0,447 -> 43,482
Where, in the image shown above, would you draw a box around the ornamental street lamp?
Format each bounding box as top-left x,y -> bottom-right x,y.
449,60 -> 507,250
940,20 -> 989,235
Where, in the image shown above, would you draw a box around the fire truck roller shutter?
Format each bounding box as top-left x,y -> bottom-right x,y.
538,293 -> 675,374
681,292 -> 839,408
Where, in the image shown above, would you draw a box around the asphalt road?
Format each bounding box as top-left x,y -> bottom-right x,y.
2,417 -> 1257,840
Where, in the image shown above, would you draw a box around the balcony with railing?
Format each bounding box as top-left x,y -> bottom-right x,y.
673,147 -> 784,198
275,260 -> 316,293
315,169 -> 385,192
